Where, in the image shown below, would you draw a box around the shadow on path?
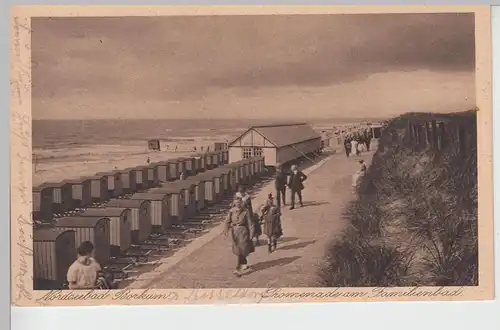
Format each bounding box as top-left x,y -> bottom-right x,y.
245,256 -> 301,275
277,240 -> 317,251
300,201 -> 330,208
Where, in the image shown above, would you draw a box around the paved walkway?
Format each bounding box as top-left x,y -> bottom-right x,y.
135,148 -> 375,289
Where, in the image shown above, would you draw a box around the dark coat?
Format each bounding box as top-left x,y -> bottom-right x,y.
224,206 -> 255,257
288,171 -> 307,192
261,204 -> 283,239
274,170 -> 288,189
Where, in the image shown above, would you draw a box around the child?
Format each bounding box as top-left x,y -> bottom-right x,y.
66,241 -> 102,290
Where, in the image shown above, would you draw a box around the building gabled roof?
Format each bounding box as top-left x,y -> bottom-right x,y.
229,123 -> 321,148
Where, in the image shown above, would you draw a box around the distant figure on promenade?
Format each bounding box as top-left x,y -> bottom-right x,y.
352,160 -> 367,188
222,198 -> 255,277
146,157 -> 150,164
201,146 -> 204,152
344,138 -> 351,158
66,241 -> 101,290
261,194 -> 283,253
350,138 -> 359,157
274,164 -> 288,207
193,146 -> 197,152
175,145 -> 178,152
180,171 -> 185,180
364,130 -> 372,151
288,164 -> 307,210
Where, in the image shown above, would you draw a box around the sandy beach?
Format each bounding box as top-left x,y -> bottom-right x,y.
32,135 -> 232,186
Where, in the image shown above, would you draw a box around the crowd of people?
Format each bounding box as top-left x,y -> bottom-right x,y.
343,129 -> 373,158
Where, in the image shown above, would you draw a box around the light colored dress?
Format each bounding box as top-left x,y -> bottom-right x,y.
350,140 -> 358,156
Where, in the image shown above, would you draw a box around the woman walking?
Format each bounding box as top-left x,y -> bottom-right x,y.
223,198 -> 255,277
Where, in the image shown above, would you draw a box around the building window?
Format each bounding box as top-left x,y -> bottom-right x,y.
242,148 -> 252,159
252,147 -> 263,157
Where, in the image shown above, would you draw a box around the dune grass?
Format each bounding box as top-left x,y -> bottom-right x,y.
319,111 -> 478,287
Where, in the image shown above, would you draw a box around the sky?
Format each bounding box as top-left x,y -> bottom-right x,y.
31,13 -> 476,120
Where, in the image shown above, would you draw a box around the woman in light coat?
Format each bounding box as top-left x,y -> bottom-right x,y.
223,199 -> 255,276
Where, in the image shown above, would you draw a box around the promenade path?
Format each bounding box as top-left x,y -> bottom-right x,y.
130,148 -> 375,289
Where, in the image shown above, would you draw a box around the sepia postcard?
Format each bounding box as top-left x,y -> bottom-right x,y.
10,5 -> 494,307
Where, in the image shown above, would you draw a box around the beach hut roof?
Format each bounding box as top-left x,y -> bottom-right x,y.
134,166 -> 148,170
55,217 -> 110,228
62,178 -> 90,184
106,199 -> 148,208
130,193 -> 167,201
80,207 -> 130,217
95,172 -> 116,177
33,185 -> 52,192
111,169 -> 124,174
87,175 -> 106,180
39,182 -> 70,188
229,123 -> 320,148
33,228 -> 74,242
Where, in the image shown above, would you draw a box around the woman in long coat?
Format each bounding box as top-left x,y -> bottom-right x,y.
223,198 -> 255,276
261,195 -> 283,253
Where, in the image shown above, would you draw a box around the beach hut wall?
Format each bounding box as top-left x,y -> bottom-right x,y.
168,160 -> 179,180
130,193 -> 171,232
201,174 -> 216,205
183,157 -> 195,175
97,172 -> 123,197
54,217 -> 111,266
33,185 -> 54,222
46,182 -> 73,214
188,178 -> 205,211
155,162 -> 170,183
176,158 -> 187,177
211,152 -> 219,167
206,152 -> 214,169
33,228 -> 76,289
63,178 -> 92,209
118,169 -> 137,194
88,175 -> 109,203
223,150 -> 229,164
106,199 -> 152,244
200,154 -> 208,171
150,185 -> 186,224
146,164 -> 158,187
79,207 -> 132,256
131,166 -> 148,190
182,181 -> 197,217
192,156 -> 202,174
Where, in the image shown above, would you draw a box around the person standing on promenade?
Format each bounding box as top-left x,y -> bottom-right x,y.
261,194 -> 283,253
344,137 -> 351,158
222,198 -> 255,277
237,186 -> 261,245
288,164 -> 307,210
274,164 -> 288,208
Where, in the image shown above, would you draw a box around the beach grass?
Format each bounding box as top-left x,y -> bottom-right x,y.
319,111 -> 478,287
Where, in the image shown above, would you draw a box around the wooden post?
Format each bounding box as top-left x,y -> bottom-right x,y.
431,120 -> 438,150
437,122 -> 446,150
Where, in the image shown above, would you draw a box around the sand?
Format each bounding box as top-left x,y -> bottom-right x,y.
32,137 -> 228,186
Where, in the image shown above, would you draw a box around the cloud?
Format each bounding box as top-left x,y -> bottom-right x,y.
31,13 -> 476,118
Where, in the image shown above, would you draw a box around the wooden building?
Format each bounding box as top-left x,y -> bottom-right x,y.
87,175 -> 109,203
106,199 -> 152,244
96,171 -> 123,198
117,169 -> 137,194
33,228 -> 76,290
129,193 -> 171,232
79,207 -> 132,257
228,123 -> 321,167
54,216 -> 111,266
63,178 -> 92,209
32,185 -> 54,222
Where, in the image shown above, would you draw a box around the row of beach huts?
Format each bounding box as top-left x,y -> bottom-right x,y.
32,149 -> 268,290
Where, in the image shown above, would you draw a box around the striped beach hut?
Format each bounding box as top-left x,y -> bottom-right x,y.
192,155 -> 202,174
132,166 -> 149,190
179,180 -> 197,217
146,164 -> 159,187
63,178 -> 92,209
210,152 -> 220,168
205,152 -> 214,170
186,177 -> 205,211
54,217 -> 111,266
174,158 -> 187,178
217,167 -> 232,196
42,182 -> 72,215
150,184 -> 186,224
88,175 -> 109,203
33,228 -> 76,290
117,169 -> 137,194
96,171 -> 123,198
154,161 -> 171,183
130,193 -> 171,232
106,199 -> 152,244
182,157 -> 195,176
79,207 -> 132,257
32,184 -> 54,223
167,160 -> 179,181
198,172 -> 216,206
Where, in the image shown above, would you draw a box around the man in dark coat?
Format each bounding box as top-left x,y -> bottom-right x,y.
288,164 -> 307,210
344,138 -> 351,158
274,164 -> 288,208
